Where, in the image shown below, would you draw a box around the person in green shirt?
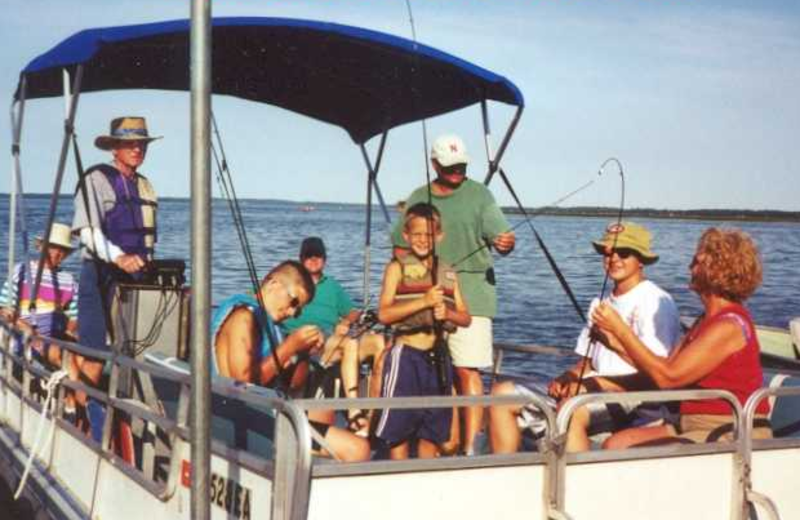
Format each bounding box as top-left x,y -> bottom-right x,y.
391,134 -> 515,455
282,237 -> 384,435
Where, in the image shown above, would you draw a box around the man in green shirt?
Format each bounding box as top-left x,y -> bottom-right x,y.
391,134 -> 515,455
283,237 -> 384,435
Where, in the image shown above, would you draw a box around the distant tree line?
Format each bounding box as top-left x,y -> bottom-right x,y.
504,206 -> 800,223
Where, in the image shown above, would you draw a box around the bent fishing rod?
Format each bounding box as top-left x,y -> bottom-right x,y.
491,164 -> 609,324
483,157 -> 626,398
572,157 -> 625,397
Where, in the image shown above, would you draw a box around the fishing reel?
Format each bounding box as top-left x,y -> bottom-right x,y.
347,309 -> 380,338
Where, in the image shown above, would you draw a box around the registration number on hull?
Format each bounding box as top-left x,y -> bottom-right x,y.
210,471 -> 252,520
181,460 -> 253,520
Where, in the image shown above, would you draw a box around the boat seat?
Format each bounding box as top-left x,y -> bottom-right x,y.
764,372 -> 800,438
791,318 -> 800,357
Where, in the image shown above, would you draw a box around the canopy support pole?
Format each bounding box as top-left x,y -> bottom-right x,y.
190,1 -> 212,519
29,66 -> 83,307
7,81 -> 27,290
483,105 -> 523,187
359,131 -> 388,307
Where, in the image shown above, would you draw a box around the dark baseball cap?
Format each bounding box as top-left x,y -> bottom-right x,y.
300,236 -> 326,259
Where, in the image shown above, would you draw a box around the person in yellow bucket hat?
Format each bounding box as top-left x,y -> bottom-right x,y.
591,221 -> 659,264
489,221 -> 681,453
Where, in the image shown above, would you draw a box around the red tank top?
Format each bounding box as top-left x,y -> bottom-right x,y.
680,304 -> 769,416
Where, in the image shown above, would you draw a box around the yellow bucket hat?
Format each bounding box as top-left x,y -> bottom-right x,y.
592,221 -> 658,264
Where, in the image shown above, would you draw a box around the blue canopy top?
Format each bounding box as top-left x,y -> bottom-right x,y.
17,17 -> 524,144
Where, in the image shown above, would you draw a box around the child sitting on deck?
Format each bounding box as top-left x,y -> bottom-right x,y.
375,203 -> 471,459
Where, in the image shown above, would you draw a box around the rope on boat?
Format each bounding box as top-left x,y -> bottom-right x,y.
14,369 -> 68,500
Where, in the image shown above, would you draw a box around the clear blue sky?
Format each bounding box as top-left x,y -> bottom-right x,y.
2,0 -> 798,211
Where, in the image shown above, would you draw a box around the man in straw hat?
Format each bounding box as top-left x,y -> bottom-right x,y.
489,221 -> 681,453
0,222 -> 79,365
71,116 -> 161,392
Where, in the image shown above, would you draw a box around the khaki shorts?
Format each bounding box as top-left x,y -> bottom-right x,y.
667,413 -> 772,443
448,316 -> 493,368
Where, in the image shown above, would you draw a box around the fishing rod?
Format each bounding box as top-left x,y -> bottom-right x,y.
572,157 -> 625,397
210,113 -> 291,391
405,0 -> 451,394
450,177 -> 598,269
494,166 -> 590,323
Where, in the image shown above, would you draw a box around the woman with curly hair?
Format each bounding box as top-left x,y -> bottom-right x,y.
592,227 -> 771,447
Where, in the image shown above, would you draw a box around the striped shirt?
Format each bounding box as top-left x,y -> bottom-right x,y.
0,261 -> 78,337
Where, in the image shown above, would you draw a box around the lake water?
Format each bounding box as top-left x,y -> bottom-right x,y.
2,194 -> 799,379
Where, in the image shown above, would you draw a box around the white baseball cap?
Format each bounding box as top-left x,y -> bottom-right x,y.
430,134 -> 469,167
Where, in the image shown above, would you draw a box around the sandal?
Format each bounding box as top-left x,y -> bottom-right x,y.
346,410 -> 370,438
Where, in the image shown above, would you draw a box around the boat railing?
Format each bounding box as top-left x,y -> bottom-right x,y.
4,317 -> 798,520
296,392 -> 556,475
491,342 -> 575,378
744,384 -> 800,450
201,376 -> 313,520
0,317 -> 320,520
740,386 -> 800,520
555,388 -> 782,520
292,392 -> 561,519
0,321 -> 184,500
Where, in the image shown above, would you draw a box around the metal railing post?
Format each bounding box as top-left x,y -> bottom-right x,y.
189,1 -> 212,519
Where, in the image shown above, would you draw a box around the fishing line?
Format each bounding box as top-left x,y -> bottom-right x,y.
450,177 -> 598,269
572,158 -> 625,397
494,166 -> 589,323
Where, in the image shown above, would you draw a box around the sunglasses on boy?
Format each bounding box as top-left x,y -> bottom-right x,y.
277,278 -> 303,316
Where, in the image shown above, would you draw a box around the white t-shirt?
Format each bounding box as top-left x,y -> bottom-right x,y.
574,279 -> 680,376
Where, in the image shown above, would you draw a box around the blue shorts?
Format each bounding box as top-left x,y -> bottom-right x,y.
78,260 -> 115,353
375,344 -> 453,446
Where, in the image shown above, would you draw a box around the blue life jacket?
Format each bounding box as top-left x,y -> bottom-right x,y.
210,293 -> 280,376
90,164 -> 158,257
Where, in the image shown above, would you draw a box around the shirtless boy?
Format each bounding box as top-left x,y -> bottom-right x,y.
212,260 -> 369,462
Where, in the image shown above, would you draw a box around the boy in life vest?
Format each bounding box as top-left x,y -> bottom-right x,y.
375,203 -> 471,459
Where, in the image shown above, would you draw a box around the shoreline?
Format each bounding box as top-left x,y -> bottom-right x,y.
3,194 -> 799,223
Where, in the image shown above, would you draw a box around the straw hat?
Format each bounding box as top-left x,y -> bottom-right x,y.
592,221 -> 658,264
95,116 -> 162,151
35,223 -> 75,253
